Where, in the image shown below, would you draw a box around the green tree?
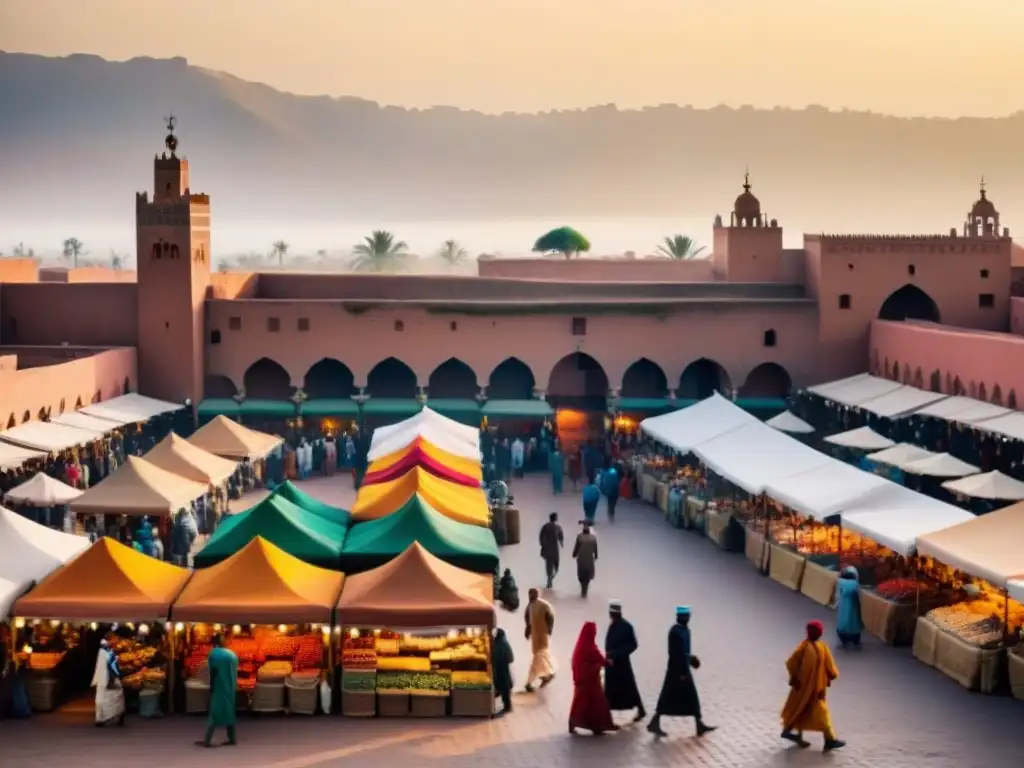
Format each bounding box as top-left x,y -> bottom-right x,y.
271,240 -> 289,267
110,249 -> 125,269
62,237 -> 84,267
657,235 -> 706,259
351,230 -> 409,272
436,239 -> 469,267
532,226 -> 591,259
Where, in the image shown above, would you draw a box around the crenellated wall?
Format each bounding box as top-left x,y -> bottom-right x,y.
477,256 -> 716,282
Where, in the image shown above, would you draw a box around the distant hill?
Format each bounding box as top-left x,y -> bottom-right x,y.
3,51 -> 1024,234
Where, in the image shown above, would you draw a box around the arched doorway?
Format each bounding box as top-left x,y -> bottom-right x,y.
878,284 -> 941,323
739,363 -> 792,399
488,358 -> 536,400
620,358 -> 668,398
428,358 -> 478,400
243,358 -> 293,400
204,375 -> 238,399
548,353 -> 609,403
366,357 -> 417,399
303,358 -> 355,399
678,358 -> 731,399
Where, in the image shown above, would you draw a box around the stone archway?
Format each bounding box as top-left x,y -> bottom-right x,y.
303,358 -> 355,399
428,358 -> 478,400
620,358 -> 668,398
204,374 -> 238,399
243,358 -> 294,400
548,353 -> 609,400
740,363 -> 792,399
679,358 -> 732,399
878,284 -> 941,323
366,357 -> 417,399
488,357 -> 536,400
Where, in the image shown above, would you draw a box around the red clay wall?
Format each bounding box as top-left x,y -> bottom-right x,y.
0,283 -> 138,346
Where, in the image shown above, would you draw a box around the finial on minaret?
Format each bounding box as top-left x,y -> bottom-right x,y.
743,167 -> 751,192
164,114 -> 179,157
980,174 -> 986,198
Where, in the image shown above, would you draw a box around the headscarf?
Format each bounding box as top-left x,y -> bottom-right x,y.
841,565 -> 858,580
806,620 -> 824,641
571,621 -> 604,681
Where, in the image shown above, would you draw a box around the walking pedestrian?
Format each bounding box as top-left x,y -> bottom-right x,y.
582,479 -> 600,525
549,445 -> 563,494
568,622 -> 618,736
835,567 -> 863,650
91,637 -> 126,727
780,620 -> 845,752
572,522 -> 598,598
647,607 -> 716,738
524,588 -> 556,692
511,437 -> 525,479
539,513 -> 564,589
604,601 -> 645,722
197,634 -> 238,748
602,464 -> 620,522
491,628 -> 514,717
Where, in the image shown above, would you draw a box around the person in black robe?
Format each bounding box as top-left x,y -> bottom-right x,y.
647,606 -> 716,738
604,601 -> 645,721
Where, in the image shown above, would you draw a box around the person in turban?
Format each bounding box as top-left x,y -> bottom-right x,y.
780,620 -> 846,752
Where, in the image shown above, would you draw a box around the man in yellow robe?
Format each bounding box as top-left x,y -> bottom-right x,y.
780,620 -> 846,753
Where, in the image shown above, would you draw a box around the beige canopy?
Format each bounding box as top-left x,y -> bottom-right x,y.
144,433 -> 237,486
188,416 -> 283,460
916,502 -> 1024,587
69,456 -> 208,517
4,472 -> 83,506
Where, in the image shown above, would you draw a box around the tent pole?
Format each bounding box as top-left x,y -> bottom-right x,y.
168,628 -> 176,715
1004,588 -> 1010,633
914,560 -> 920,616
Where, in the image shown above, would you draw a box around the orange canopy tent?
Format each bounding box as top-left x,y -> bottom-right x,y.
336,542 -> 494,627
352,466 -> 489,527
187,415 -> 283,461
171,537 -> 345,624
363,437 -> 482,488
12,538 -> 190,621
144,433 -> 238,486
69,456 -> 209,517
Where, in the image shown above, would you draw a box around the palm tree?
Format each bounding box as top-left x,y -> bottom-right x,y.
351,230 -> 409,272
62,237 -> 84,267
437,239 -> 469,267
110,249 -> 125,269
271,240 -> 289,267
657,235 -> 706,259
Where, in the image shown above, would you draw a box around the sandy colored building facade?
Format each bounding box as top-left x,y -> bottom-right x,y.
1,136 -> 1023,428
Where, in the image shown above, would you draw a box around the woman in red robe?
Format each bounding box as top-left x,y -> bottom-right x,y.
569,621 -> 618,735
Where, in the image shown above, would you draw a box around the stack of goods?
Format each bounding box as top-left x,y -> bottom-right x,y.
24,652 -> 65,672
114,640 -> 162,691
451,671 -> 490,691
342,636 -> 377,669
342,669 -> 376,692
928,602 -> 1021,648
228,637 -> 261,691
375,671 -> 450,694
256,660 -> 294,682
770,517 -> 867,557
293,636 -> 323,670
873,578 -> 918,602
184,630 -> 326,691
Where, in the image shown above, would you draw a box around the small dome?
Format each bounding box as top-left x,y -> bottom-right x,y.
971,191 -> 996,218
734,173 -> 760,218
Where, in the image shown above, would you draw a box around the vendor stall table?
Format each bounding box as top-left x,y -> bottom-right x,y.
769,544 -> 806,591
744,527 -> 769,574
800,561 -> 838,607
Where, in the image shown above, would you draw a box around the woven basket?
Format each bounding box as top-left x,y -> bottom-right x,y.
285,677 -> 320,715
376,690 -> 410,717
185,680 -> 210,714
27,675 -> 59,713
451,687 -> 492,717
252,681 -> 286,713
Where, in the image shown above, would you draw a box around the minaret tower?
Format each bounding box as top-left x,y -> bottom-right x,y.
711,170 -> 784,281
964,177 -> 1001,237
135,116 -> 212,405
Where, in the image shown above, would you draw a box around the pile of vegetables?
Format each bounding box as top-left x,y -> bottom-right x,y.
874,578 -> 917,601
342,669 -> 377,692
376,671 -> 450,693
451,671 -> 491,691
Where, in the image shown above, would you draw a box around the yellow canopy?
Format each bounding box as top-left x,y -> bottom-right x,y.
188,415 -> 283,460
144,433 -> 238,486
367,436 -> 482,481
69,456 -> 208,516
13,537 -> 190,621
352,466 -> 489,527
171,537 -> 344,624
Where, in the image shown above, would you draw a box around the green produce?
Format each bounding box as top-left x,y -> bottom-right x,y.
376,671 -> 450,692
342,669 -> 377,691
452,682 -> 491,691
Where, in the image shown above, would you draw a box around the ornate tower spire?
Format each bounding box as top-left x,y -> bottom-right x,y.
164,114 -> 179,157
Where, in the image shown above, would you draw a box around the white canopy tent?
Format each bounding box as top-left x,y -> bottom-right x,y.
807,375 -> 904,407
50,411 -> 122,434
913,396 -> 1011,424
0,421 -> 103,452
824,426 -> 895,451
857,387 -> 948,418
370,406 -> 479,447
941,470 -> 1024,501
694,420 -> 833,495
805,373 -> 870,399
865,443 -> 935,469
3,472 -> 83,506
974,412 -> 1024,442
763,461 -> 898,520
0,441 -> 46,470
915,503 -> 1024,588
840,487 -> 975,556
368,421 -> 483,462
0,576 -> 23,621
900,453 -> 980,478
640,393 -> 757,453
765,411 -> 814,434
79,393 -> 184,426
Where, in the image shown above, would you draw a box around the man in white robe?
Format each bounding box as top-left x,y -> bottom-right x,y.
92,639 -> 125,726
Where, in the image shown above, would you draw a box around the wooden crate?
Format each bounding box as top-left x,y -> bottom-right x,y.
451,687 -> 493,717
342,690 -> 376,717
376,691 -> 410,717
410,691 -> 448,717
768,544 -> 806,591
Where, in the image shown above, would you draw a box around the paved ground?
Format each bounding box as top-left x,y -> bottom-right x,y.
3,475 -> 1021,767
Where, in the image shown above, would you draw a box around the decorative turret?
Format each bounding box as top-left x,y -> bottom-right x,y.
965,177 -> 1003,237
731,171 -> 769,228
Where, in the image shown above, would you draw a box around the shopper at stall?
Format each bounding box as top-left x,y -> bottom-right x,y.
92,637 -> 125,727
780,620 -> 845,753
835,567 -> 863,650
604,601 -> 645,721
491,627 -> 515,717
582,479 -> 600,525
524,588 -> 557,692
198,634 -> 239,748
572,522 -> 599,598
548,445 -> 564,495
602,464 -> 620,522
539,512 -> 564,589
568,621 -> 617,736
647,606 -> 716,739
511,437 -> 525,479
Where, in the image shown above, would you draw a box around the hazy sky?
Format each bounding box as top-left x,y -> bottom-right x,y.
1,0 -> 1021,117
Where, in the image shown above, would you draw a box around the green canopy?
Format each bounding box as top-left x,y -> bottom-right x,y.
482,399 -> 553,418
239,399 -> 297,417
271,481 -> 351,528
340,494 -> 499,574
426,399 -> 481,425
362,398 -> 422,416
615,397 -> 678,414
194,493 -> 347,569
301,399 -> 359,416
198,399 -> 240,418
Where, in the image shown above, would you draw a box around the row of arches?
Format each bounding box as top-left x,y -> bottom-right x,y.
875,357 -> 1017,409
208,355 -> 793,402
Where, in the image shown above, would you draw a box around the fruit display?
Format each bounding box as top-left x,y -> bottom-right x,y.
226,638 -> 262,663
451,671 -> 491,691
399,636 -> 449,653
344,637 -> 375,651
117,645 -> 157,675
262,636 -> 299,658
928,597 -> 1024,647
342,649 -> 377,669
25,652 -> 65,672
184,631 -> 326,685
342,668 -> 377,692
769,516 -> 871,556
429,638 -> 488,664
375,637 -> 400,655
376,671 -> 450,693
874,578 -> 918,602
377,656 -> 431,672
256,661 -> 294,682
293,637 -> 323,669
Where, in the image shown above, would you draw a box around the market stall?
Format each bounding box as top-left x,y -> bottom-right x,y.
69,456 -> 208,518
335,542 -> 494,718
640,392 -> 757,454
371,406 -> 479,447
11,538 -> 189,713
79,393 -> 186,427
363,437 -> 483,488
913,503 -> 1024,692
368,422 -> 482,464
900,453 -> 980,479
823,426 -> 895,451
351,466 -> 490,527
0,441 -> 46,471
941,471 -> 1024,502
143,433 -> 238,487
193,494 -> 348,569
1010,579 -> 1024,700
187,415 -> 283,461
865,444 -> 935,469
0,420 -> 105,454
3,472 -> 82,508
765,411 -> 814,435
171,537 -> 343,715
341,495 -> 498,574
270,481 -> 351,527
